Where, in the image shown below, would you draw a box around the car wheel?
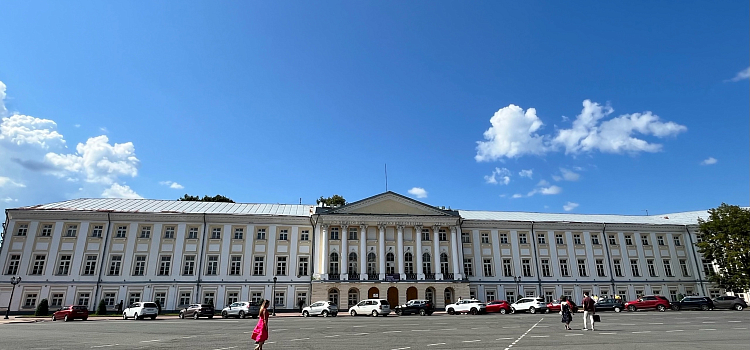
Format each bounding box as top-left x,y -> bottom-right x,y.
614,307 -> 621,313
395,309 -> 402,316
371,310 -> 378,317
322,310 -> 329,317
64,315 -> 70,322
510,308 -> 516,314
734,304 -> 744,311
628,306 -> 637,312
207,315 -> 213,319
150,316 -> 156,320
52,315 -> 56,321
350,310 -> 357,316
700,304 -> 709,311
222,311 -> 228,319
419,309 -> 426,316
193,312 -> 199,320
529,307 -> 536,314
657,305 -> 666,312
239,311 -> 246,319
179,312 -> 184,319
122,313 -> 127,320
500,308 -> 507,315
134,313 -> 139,320
303,311 -> 309,318
470,308 -> 478,315
447,308 -> 455,315
672,305 -> 680,311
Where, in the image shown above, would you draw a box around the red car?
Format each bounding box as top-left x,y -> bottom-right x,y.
546,299 -> 579,313
485,300 -> 511,314
624,295 -> 671,312
52,305 -> 89,322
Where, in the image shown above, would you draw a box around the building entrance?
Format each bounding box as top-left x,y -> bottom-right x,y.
387,287 -> 399,307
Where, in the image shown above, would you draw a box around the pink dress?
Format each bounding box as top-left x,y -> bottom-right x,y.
251,309 -> 269,342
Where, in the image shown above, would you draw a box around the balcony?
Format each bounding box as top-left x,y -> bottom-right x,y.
424,273 -> 436,280
328,273 -> 340,281
348,273 -> 360,281
367,274 -> 379,281
444,273 -> 454,280
405,273 -> 417,280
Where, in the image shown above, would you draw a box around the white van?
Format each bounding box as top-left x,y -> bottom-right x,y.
349,299 -> 391,316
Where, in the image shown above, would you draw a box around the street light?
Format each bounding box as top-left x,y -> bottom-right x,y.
4,277 -> 21,320
272,276 -> 277,316
514,276 -> 521,300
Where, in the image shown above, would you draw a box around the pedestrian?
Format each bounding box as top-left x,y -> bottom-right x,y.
116,300 -> 123,314
297,299 -> 305,313
560,296 -> 573,330
251,299 -> 270,350
582,292 -> 596,331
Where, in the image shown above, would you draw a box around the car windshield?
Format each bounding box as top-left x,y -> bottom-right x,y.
73,306 -> 87,310
379,300 -> 389,306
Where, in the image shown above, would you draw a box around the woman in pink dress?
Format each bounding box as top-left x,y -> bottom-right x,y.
251,300 -> 270,350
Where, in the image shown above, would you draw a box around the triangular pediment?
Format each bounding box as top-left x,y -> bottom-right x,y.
322,192 -> 457,216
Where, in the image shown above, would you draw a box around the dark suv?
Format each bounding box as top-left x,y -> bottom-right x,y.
594,298 -> 625,312
179,303 -> 215,319
712,295 -> 747,311
393,299 -> 435,316
671,296 -> 714,311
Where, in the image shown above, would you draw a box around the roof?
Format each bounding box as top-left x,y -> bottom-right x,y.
457,209 -> 710,226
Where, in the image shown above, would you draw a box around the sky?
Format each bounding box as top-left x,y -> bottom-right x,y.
0,1 -> 748,217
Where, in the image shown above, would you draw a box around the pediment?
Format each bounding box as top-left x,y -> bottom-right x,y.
323,192 -> 456,216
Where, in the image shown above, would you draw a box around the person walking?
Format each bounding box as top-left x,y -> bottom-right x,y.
582,292 -> 596,331
560,296 -> 573,330
251,300 -> 270,350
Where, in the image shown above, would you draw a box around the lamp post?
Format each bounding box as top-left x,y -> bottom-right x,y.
272,276 -> 277,316
4,277 -> 21,319
514,276 -> 521,301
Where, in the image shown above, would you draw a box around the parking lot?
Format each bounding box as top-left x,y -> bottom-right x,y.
0,310 -> 748,350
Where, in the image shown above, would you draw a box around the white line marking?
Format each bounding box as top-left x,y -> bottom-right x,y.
665,330 -> 684,333
270,328 -> 288,332
496,337 -> 513,340
383,331 -> 402,333
411,329 -> 430,332
599,332 -> 616,335
182,336 -> 196,339
565,334 -> 582,336
648,322 -> 663,324
140,340 -> 160,343
621,323 -> 636,326
290,338 -> 310,341
702,321 -> 716,324
391,347 -> 410,350
353,325 -> 366,328
728,321 -> 741,323
352,332 -> 369,335
530,335 -> 549,338
91,345 -> 117,348
733,327 -> 747,330
632,331 -> 651,334
439,328 -> 457,331
462,340 -> 481,343
324,335 -> 340,338
426,343 -> 445,347
300,327 -> 315,329
500,317 -> 544,348
700,329 -> 716,331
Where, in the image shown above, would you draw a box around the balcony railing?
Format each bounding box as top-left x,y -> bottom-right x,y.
348,273 -> 360,280
328,273 -> 340,281
424,273 -> 436,280
444,272 -> 454,280
367,274 -> 379,281
405,273 -> 417,280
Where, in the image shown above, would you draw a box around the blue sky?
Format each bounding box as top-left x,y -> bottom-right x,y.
0,1 -> 748,216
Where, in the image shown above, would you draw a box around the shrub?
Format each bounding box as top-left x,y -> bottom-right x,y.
97,299 -> 108,315
35,299 -> 49,316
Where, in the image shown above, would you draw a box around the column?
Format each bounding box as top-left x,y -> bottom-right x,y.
450,226 -> 461,279
378,224 -> 386,280
433,225 -> 442,280
397,225 -> 405,279
360,225 -> 367,277
341,224 -> 348,280
320,224 -> 328,279
415,225 -> 424,279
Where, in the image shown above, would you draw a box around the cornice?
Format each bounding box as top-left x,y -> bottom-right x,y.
318,216 -> 459,227
462,220 -> 698,232
324,193 -> 457,217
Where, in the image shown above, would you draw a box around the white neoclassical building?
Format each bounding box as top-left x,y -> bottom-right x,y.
0,192 -> 721,313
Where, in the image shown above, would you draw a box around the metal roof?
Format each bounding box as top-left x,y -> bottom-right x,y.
458,209 -> 710,226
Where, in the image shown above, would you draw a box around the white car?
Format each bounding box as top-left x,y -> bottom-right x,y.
302,301 -> 339,317
445,299 -> 486,315
123,301 -> 159,320
511,297 -> 548,314
349,299 -> 391,316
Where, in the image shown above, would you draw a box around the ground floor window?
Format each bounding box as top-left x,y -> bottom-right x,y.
103,293 -> 116,307
179,292 -> 192,306
77,292 -> 90,307
274,292 -> 285,307
51,293 -> 65,307
544,291 -> 554,303
505,291 -> 515,304
425,288 -> 434,302
709,289 -> 721,299
485,290 -> 496,302
296,292 -> 308,309
251,292 -> 263,304
348,289 -> 359,307
24,293 -> 38,308
203,292 -> 215,306
328,289 -> 339,305
128,292 -> 141,306
226,292 -> 239,305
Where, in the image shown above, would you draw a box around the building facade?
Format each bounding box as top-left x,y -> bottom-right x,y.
0,192 -> 722,313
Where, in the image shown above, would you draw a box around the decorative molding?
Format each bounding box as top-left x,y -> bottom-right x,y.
321,192 -> 457,217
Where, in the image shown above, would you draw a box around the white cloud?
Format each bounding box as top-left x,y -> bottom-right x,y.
74,124 -> 81,128
102,183 -> 142,199
0,176 -> 26,188
519,169 -> 533,178
563,202 -> 579,211
475,104 -> 549,161
726,67 -> 750,82
484,167 -> 511,185
512,194 -> 523,199
44,135 -> 140,184
160,181 -> 185,189
0,114 -> 66,149
536,179 -> 550,187
2,197 -> 18,203
408,187 -> 428,198
99,127 -> 108,133
540,185 -> 562,195
701,157 -> 717,165
558,168 -> 580,181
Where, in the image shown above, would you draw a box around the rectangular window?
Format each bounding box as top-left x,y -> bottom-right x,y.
538,233 -> 546,244
91,225 -> 104,238
613,259 -> 623,277
300,230 -> 309,241
500,233 -> 509,244
422,229 -> 431,241
278,229 -> 288,241
577,259 -> 587,277
486,290 -> 496,302
276,256 -> 287,276
439,229 -> 447,241
630,259 -> 640,277
251,292 -> 263,305
608,234 -> 617,245
555,234 -> 564,245
256,228 -> 266,240
483,258 -> 493,277
522,259 -> 532,277
505,291 -> 515,304
657,235 -> 665,246
140,226 -> 151,239
233,228 -> 244,240
159,256 -> 171,276
274,292 -> 285,307
647,259 -> 657,277
229,256 -> 242,275
116,225 -> 128,238
187,227 -> 199,239
226,292 -> 239,305
673,235 -> 682,246
592,259 -> 604,277
16,224 -> 29,236
625,235 -> 633,246
348,228 -> 357,240
500,258 -> 512,277
6,254 -> 21,275
617,289 -> 627,301
463,258 -> 473,277
40,224 -> 53,237
211,227 -> 221,240
559,259 -> 570,277
591,234 -> 600,245
544,291 -> 554,303
541,259 -> 551,277
480,232 -> 489,244
298,256 -> 309,276
108,255 -> 122,276
574,234 -> 582,245
663,259 -> 673,277
519,233 -> 528,244
154,292 -> 166,309
460,232 -> 470,243
669,290 -> 678,302
133,255 -> 146,276
203,292 -> 215,306
182,255 -> 195,275
179,292 -> 192,306
31,255 -> 46,275
57,255 -> 72,275
701,259 -> 713,276
206,255 -> 219,275
24,293 -> 38,307
164,226 -> 175,239
78,293 -> 90,306
51,293 -> 65,307
641,235 -> 650,246
329,227 -> 339,240
103,292 -> 116,307
83,255 -> 97,275
65,224 -> 78,237
253,256 -> 265,276
680,259 -> 690,276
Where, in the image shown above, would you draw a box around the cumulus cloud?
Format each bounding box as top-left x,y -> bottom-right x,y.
563,202 -> 579,211
518,169 -> 533,178
160,180 -> 184,189
0,176 -> 26,188
512,194 -> 524,199
536,180 -> 550,187
102,183 -> 142,199
44,135 -> 140,184
701,157 -> 717,165
0,114 -> 66,149
475,104 -> 548,161
552,168 -> 580,182
2,197 -> 18,203
726,67 -> 750,82
408,187 -> 428,198
484,167 -> 511,185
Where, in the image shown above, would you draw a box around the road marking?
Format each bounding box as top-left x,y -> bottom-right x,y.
91,345 -> 117,348
383,330 -> 402,333
324,335 -> 340,338
411,329 -> 430,332
352,332 -> 369,336
728,321 -> 741,323
502,326 -> 520,328
565,334 -> 582,336
212,347 -> 237,350
599,332 -> 616,335
300,327 -> 315,330
353,325 -> 366,328
501,317 -> 544,350
140,340 -> 160,343
702,321 -> 716,324
665,330 -> 684,333
530,335 -> 549,338
648,322 -> 663,324
270,328 -> 288,332
391,347 -> 410,350
290,338 -> 310,341
621,323 -> 636,326
733,327 -> 747,330
496,337 -> 513,340
182,336 -> 196,339
462,340 -> 481,343
440,328 -> 457,331
632,331 -> 651,334
700,329 -> 716,331
426,343 -> 445,347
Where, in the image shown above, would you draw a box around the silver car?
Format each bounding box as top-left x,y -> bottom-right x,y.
221,301 -> 260,319
302,300 -> 338,317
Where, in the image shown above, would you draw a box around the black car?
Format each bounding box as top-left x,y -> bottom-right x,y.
672,296 -> 714,311
393,299 -> 435,316
712,295 -> 747,311
179,303 -> 215,319
594,298 -> 625,312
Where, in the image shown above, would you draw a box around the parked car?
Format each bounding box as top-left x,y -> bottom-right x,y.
52,305 -> 89,322
302,300 -> 338,317
485,300 -> 512,314
546,299 -> 579,313
393,299 -> 434,316
671,296 -> 714,311
712,295 -> 747,311
179,303 -> 215,319
594,298 -> 625,312
349,299 -> 391,316
445,299 -> 486,315
511,297 -> 548,314
222,301 -> 260,319
122,301 -> 159,320
624,295 -> 671,312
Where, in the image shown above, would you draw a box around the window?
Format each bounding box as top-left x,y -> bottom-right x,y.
203,292 -> 215,306
330,253 -> 341,274
187,227 -> 199,239
652,288 -> 661,296
625,235 -> 633,246
657,235 -> 665,246
276,256 -> 287,276
57,255 -> 72,275
298,256 -> 309,276
159,256 -> 171,276
51,293 -> 65,307
519,233 -> 528,244
505,291 -> 515,304
440,253 -> 449,274
465,232 -> 474,244
108,255 -> 122,276
608,234 -> 617,245
233,228 -> 244,240
680,259 -> 690,276
422,229 -> 431,241
230,256 -> 242,275
573,234 -> 582,245
483,258 -> 493,277
91,225 -> 104,238
182,255 -> 195,275
577,259 -> 587,277
327,289 -> 338,305
251,292 -> 263,305
24,293 -> 38,308
641,235 -> 649,246
6,255 -> 20,275
154,292 -> 167,309
702,259 -> 713,276
541,259 -> 551,277
613,259 -> 623,277
385,253 -> 394,274
559,259 -> 570,277
164,226 -> 175,239
83,255 -> 98,275
591,234 -> 600,245
470,290 -> 476,300
179,292 -> 192,306
673,235 -> 682,246
16,224 -> 29,236
206,256 -> 219,275
278,229 -> 288,241
254,256 -> 265,276
133,255 -> 146,276
544,291 -> 554,303
31,255 -> 46,275
463,258 -> 473,277
500,233 -> 509,244
274,291 -> 285,307
66,224 -> 78,237
78,293 -> 90,307
596,259 -> 606,277
617,290 -> 627,301
298,292 -> 308,308
256,228 -> 266,240
40,224 -> 53,237
696,234 -> 702,243
486,290 -> 496,302
369,253 -> 379,275
211,227 -> 221,240
349,252 -> 359,273
300,230 -> 309,241
630,259 -> 640,277
402,252 -> 411,274
348,228 -> 357,240
502,258 -> 513,277
663,259 -> 673,277
140,226 -> 151,239
116,226 -> 128,238
555,234 -> 564,245
669,290 -> 678,302
329,227 -> 339,240
522,259 -> 532,277
439,229 -> 448,241
538,233 -> 546,244
647,259 -> 657,277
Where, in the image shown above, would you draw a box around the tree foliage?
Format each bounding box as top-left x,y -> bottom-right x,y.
35,299 -> 49,316
97,299 -> 108,315
178,194 -> 235,203
317,195 -> 346,207
697,203 -> 750,292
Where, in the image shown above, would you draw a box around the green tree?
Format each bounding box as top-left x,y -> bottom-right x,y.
35,299 -> 49,316
178,194 -> 235,203
697,203 -> 750,292
97,299 -> 108,315
316,195 -> 346,207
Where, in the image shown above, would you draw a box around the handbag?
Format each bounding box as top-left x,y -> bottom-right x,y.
593,314 -> 601,322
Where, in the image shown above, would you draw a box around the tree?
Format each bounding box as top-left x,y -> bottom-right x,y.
97,299 -> 108,315
35,299 -> 49,316
178,194 -> 235,203
317,195 -> 346,207
697,203 -> 750,292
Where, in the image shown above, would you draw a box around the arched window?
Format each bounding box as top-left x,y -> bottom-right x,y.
404,252 -> 414,274
386,252 -> 395,274
348,252 -> 358,273
329,252 -> 339,274
367,252 -> 377,275
328,288 -> 339,305
425,287 -> 435,302
440,253 -> 450,274
423,253 -> 432,274
347,288 -> 359,307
